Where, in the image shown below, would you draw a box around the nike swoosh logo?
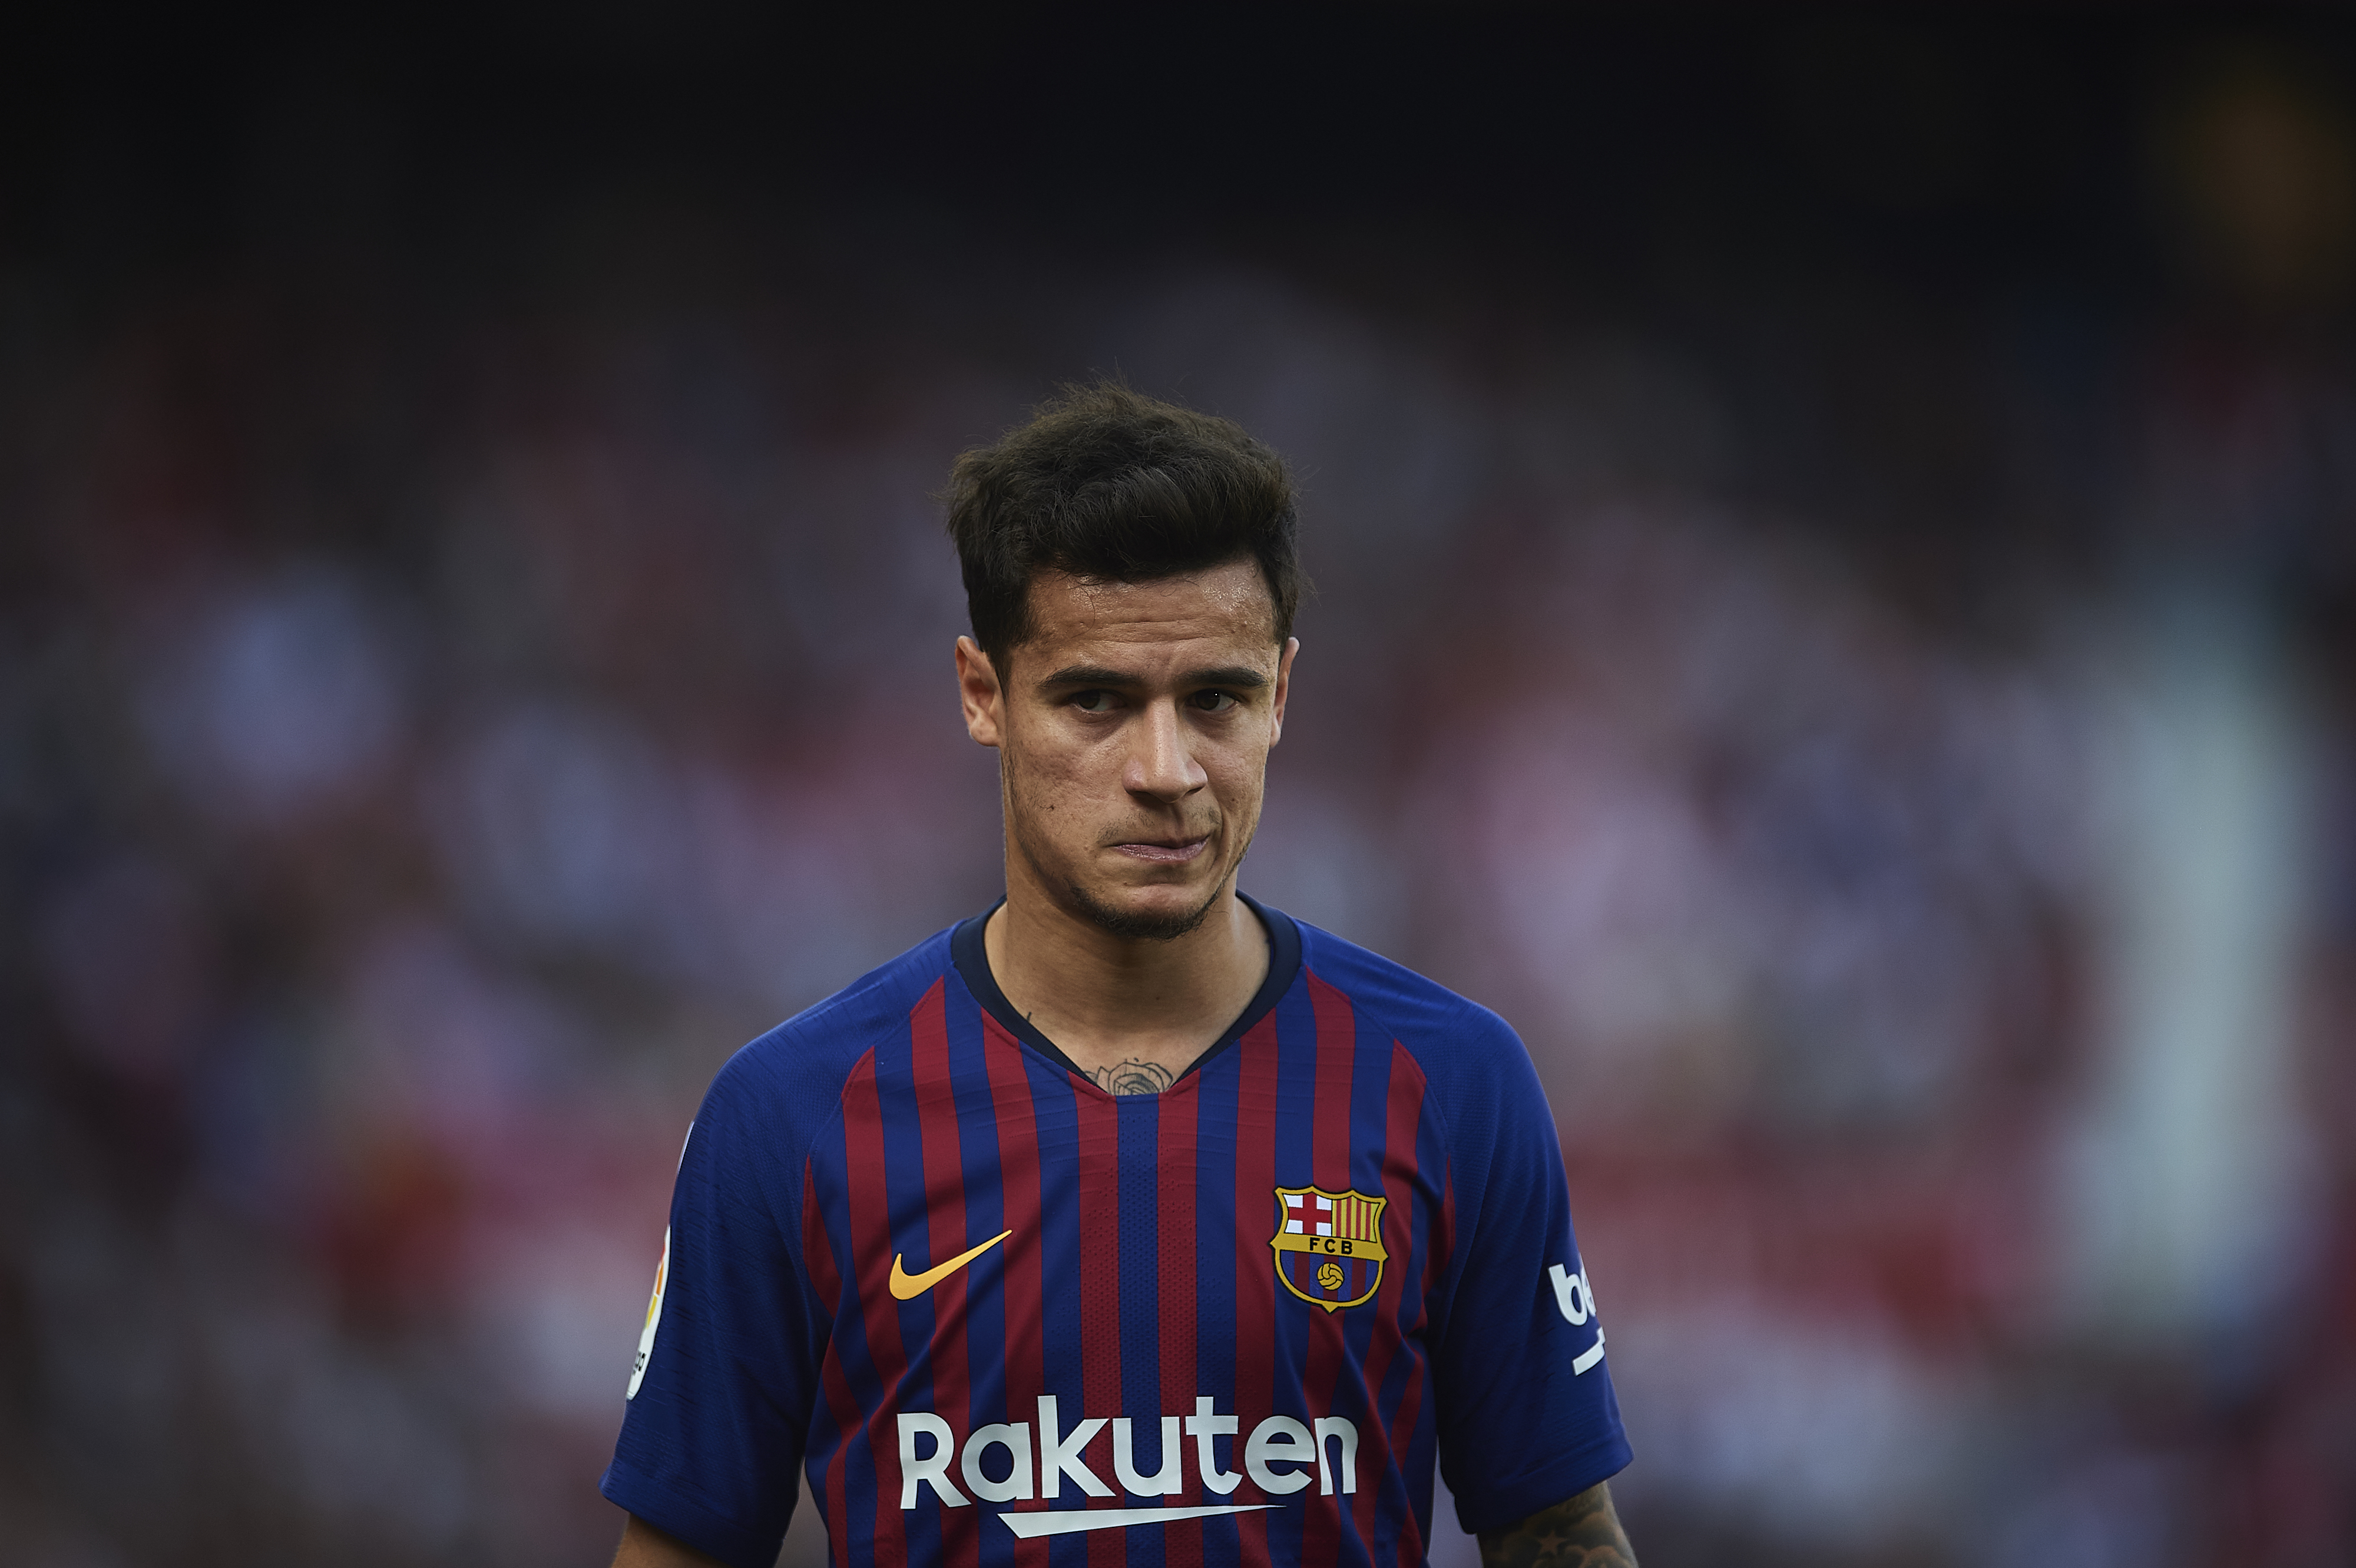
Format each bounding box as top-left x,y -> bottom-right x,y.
999,1504 -> 1279,1539
889,1229 -> 1014,1299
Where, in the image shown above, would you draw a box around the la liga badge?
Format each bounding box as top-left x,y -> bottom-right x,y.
1270,1185 -> 1388,1312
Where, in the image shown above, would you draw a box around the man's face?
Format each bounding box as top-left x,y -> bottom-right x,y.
957,558 -> 1296,941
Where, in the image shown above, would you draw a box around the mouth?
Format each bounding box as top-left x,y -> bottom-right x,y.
1110,834 -> 1212,866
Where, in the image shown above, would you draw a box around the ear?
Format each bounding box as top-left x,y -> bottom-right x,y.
956,636 -> 1005,748
1269,637 -> 1299,746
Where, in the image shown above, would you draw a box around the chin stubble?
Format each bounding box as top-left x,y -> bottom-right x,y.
1002,756 -> 1260,943
1061,871 -> 1230,942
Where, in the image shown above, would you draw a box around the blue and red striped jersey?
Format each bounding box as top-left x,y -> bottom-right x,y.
602,897 -> 1629,1568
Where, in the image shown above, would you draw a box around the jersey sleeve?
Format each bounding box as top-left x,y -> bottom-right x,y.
1425,1009 -> 1632,1534
600,1039 -> 830,1568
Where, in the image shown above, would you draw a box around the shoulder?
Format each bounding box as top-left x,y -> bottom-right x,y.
697,925 -> 958,1150
1292,919 -> 1531,1099
1290,920 -> 1573,1253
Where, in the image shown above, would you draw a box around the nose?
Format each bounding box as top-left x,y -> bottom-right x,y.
1124,697 -> 1208,802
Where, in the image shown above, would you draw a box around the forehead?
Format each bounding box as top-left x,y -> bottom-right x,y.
1015,559 -> 1279,666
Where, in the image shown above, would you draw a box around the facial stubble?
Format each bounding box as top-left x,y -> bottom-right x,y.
1001,756 -> 1259,943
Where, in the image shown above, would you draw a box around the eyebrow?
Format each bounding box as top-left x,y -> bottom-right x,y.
1037,663 -> 1270,692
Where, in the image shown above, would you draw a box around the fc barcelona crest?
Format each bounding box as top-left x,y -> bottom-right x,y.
1270,1186 -> 1388,1312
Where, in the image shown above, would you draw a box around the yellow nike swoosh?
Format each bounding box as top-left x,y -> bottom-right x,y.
889,1229 -> 1014,1300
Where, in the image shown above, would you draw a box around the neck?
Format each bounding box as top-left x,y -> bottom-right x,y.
985,872 -> 1269,1080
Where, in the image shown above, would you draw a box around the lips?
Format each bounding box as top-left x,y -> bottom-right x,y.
1110,835 -> 1210,865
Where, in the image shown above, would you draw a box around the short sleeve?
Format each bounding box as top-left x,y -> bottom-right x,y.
1426,1015 -> 1632,1534
600,1048 -> 826,1568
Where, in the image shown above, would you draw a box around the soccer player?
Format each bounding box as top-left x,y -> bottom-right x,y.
603,385 -> 1636,1568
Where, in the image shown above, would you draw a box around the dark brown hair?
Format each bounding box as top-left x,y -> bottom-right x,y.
942,382 -> 1304,670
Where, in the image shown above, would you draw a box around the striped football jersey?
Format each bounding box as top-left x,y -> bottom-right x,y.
603,897 -> 1628,1568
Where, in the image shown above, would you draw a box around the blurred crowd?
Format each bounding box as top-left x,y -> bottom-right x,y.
8,25 -> 2356,1568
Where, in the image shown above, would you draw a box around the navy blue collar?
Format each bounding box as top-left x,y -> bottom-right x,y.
950,892 -> 1302,1086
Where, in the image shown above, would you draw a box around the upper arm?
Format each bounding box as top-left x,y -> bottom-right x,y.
1425,1011 -> 1630,1527
611,1512 -> 733,1568
1475,1481 -> 1637,1568
600,1047 -> 832,1566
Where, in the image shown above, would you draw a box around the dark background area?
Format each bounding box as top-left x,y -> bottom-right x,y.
5,6 -> 2356,1567
8,6 -> 2347,610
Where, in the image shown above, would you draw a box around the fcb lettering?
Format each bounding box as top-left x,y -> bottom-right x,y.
604,899 -> 1632,1568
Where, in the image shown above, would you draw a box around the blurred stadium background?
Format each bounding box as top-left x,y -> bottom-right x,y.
5,6 -> 2355,1565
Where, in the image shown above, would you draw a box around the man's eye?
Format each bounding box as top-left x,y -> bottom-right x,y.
1071,690 -> 1120,713
1190,690 -> 1240,713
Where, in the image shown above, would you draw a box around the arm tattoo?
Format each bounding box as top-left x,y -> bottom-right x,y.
1090,1058 -> 1175,1096
1477,1483 -> 1636,1568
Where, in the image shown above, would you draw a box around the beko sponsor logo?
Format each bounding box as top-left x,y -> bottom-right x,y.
895,1397 -> 1358,1533
1548,1260 -> 1607,1374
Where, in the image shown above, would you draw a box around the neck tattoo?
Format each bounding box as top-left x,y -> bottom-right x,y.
1091,1058 -> 1175,1097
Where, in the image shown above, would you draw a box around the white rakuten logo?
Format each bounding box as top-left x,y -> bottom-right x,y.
896,1397 -> 1358,1530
